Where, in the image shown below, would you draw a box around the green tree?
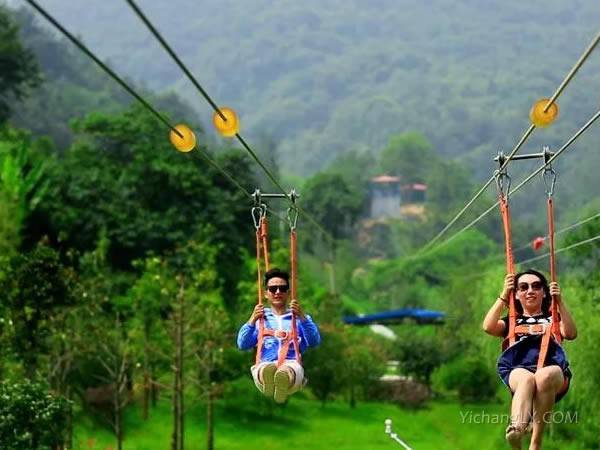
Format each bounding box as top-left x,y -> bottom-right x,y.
0,5 -> 40,123
562,206 -> 600,284
425,159 -> 474,222
304,325 -> 346,406
39,106 -> 256,307
326,150 -> 375,194
558,281 -> 600,447
0,380 -> 70,450
169,236 -> 231,450
378,132 -> 436,183
395,332 -> 446,389
302,172 -> 363,241
127,255 -> 174,420
362,229 -> 496,311
86,313 -> 132,450
342,329 -> 388,408
434,354 -> 497,402
3,244 -> 72,378
0,128 -> 49,256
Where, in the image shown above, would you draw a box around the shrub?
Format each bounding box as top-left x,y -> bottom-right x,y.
434,356 -> 497,402
368,378 -> 430,408
0,380 -> 70,450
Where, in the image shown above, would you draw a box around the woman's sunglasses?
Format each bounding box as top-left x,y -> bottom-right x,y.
517,281 -> 543,292
267,285 -> 289,294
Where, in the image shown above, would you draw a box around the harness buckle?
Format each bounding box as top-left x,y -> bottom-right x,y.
527,324 -> 547,335
274,330 -> 289,339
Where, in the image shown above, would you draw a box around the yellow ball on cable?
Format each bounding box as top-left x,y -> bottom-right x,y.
213,107 -> 239,137
169,124 -> 196,152
529,98 -> 559,127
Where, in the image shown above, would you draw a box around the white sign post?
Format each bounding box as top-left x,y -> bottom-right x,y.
384,419 -> 413,450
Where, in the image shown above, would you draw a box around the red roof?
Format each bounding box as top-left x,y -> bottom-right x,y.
401,183 -> 427,191
371,175 -> 401,184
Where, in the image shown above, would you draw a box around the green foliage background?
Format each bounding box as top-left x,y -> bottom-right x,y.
1,1 -> 599,449
10,0 -> 598,179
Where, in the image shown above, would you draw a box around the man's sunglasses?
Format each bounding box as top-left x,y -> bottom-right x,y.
267,285 -> 289,294
517,282 -> 543,292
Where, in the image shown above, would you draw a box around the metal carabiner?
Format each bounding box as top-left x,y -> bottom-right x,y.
543,167 -> 557,198
494,169 -> 511,198
251,203 -> 267,230
287,206 -> 299,231
494,150 -> 511,197
542,146 -> 557,198
286,189 -> 299,231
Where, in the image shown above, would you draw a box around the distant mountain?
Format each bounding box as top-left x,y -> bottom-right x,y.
8,0 -> 600,192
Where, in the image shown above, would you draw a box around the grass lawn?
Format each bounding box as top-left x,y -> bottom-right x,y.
73,385 -> 582,450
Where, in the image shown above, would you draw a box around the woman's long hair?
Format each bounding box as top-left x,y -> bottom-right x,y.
514,269 -> 552,316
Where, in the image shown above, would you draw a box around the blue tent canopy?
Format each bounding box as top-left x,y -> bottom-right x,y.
343,308 -> 445,325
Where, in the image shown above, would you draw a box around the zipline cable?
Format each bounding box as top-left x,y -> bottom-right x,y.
552,211 -> 600,236
123,0 -> 227,122
512,211 -> 600,254
23,0 -> 183,139
448,228 -> 600,285
191,152 -> 253,197
123,0 -> 337,244
190,152 -> 290,225
420,31 -> 600,254
543,31 -> 600,112
418,107 -> 600,258
517,233 -> 600,265
23,0 -> 306,229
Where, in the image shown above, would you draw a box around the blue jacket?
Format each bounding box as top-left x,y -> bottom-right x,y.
237,308 -> 321,362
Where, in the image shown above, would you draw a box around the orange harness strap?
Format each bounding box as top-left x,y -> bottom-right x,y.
255,216 -> 267,366
515,324 -> 549,335
260,217 -> 270,272
254,210 -> 302,367
537,196 -> 562,370
547,197 -> 562,344
499,177 -> 562,370
290,229 -> 302,365
499,195 -> 517,347
260,328 -> 295,367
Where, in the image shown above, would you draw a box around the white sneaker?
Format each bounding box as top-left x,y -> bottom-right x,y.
273,369 -> 290,404
261,363 -> 277,397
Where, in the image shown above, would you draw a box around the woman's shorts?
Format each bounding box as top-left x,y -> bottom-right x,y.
497,339 -> 572,403
498,364 -> 571,403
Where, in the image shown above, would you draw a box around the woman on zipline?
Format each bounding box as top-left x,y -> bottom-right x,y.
483,269 -> 577,450
237,267 -> 321,403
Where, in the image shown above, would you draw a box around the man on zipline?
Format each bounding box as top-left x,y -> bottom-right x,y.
237,268 -> 321,403
483,269 -> 577,450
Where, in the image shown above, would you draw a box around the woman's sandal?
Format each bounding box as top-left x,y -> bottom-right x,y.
505,424 -> 526,449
